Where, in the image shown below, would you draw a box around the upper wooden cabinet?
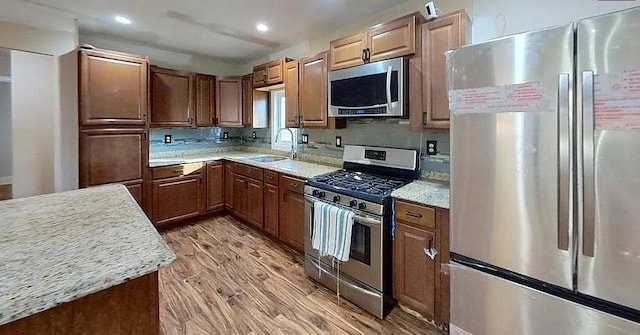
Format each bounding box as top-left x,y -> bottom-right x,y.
150,66 -> 195,127
242,74 -> 253,127
195,74 -> 216,127
299,52 -> 329,128
284,61 -> 300,128
421,10 -> 468,129
79,49 -> 148,126
79,128 -> 146,188
216,77 -> 243,127
329,14 -> 422,71
252,58 -> 290,88
243,74 -> 269,128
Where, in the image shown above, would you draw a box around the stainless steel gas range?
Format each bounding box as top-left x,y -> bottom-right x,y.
304,145 -> 418,318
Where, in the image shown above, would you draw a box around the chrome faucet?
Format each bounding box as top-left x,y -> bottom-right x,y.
275,127 -> 297,160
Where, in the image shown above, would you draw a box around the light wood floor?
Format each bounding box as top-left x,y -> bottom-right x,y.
0,184 -> 11,201
159,215 -> 445,335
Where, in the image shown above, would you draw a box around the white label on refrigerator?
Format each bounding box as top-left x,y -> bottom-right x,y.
450,324 -> 474,335
594,70 -> 640,131
449,82 -> 549,115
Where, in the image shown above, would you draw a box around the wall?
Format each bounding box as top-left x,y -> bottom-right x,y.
0,21 -> 76,56
0,82 -> 10,182
11,51 -> 56,198
80,33 -> 245,76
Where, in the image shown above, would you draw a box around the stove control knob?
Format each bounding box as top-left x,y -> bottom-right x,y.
318,191 -> 326,198
333,195 -> 340,202
312,190 -> 319,197
349,200 -> 357,207
358,202 -> 367,210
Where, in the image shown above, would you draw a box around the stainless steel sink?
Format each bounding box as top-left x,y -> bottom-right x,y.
248,156 -> 288,163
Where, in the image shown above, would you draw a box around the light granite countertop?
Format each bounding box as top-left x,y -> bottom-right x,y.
391,180 -> 450,209
0,185 -> 176,326
149,151 -> 340,180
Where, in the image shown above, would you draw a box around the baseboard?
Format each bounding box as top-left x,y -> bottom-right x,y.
0,176 -> 12,185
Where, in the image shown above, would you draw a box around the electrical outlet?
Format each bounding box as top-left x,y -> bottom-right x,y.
336,136 -> 342,148
301,134 -> 309,144
252,131 -> 257,139
223,132 -> 229,140
164,135 -> 172,144
426,140 -> 438,155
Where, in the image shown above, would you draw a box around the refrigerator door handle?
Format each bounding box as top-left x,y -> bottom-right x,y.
582,71 -> 596,257
557,73 -> 571,251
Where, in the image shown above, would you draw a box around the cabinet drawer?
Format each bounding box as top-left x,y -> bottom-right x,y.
152,162 -> 203,180
264,170 -> 279,185
233,163 -> 263,181
395,200 -> 436,229
280,175 -> 305,194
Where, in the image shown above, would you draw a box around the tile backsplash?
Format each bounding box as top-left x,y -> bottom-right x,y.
149,118 -> 450,177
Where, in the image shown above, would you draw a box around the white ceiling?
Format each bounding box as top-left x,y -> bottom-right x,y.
1,0 -> 409,63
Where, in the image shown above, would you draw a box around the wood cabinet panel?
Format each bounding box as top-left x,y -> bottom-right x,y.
253,65 -> 267,87
437,209 -> 450,323
79,49 -> 148,126
152,175 -> 202,226
393,222 -> 436,318
216,77 -> 243,127
395,200 -> 436,229
264,170 -> 279,186
224,162 -> 234,210
242,74 -> 253,126
206,162 -> 224,212
329,33 -> 366,70
367,15 -> 417,63
279,188 -> 305,253
195,74 -> 215,127
266,59 -> 285,85
299,52 -> 328,128
152,162 -> 203,180
280,175 -> 304,194
264,183 -> 279,238
233,175 -> 248,220
233,163 -> 263,181
246,179 -> 264,229
150,66 -> 194,127
422,10 -> 467,129
80,129 -> 146,187
123,181 -> 144,207
284,61 -> 300,128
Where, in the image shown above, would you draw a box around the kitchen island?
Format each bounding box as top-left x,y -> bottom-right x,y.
0,185 -> 175,334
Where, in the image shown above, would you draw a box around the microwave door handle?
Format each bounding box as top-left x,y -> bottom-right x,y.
386,65 -> 392,111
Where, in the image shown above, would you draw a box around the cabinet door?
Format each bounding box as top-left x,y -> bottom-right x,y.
242,74 -> 253,126
233,175 -> 247,219
393,222 -> 436,318
246,179 -> 264,229
79,50 -> 148,126
224,163 -> 234,210
284,61 -> 300,128
299,52 -> 328,128
152,176 -> 202,226
329,33 -> 366,70
279,190 -> 305,252
80,129 -> 146,187
253,65 -> 267,87
196,74 -> 215,127
206,162 -> 224,212
422,10 -> 467,129
367,15 -> 417,63
264,183 -> 279,238
150,66 -> 194,127
123,180 -> 144,207
216,77 -> 243,127
266,59 -> 284,85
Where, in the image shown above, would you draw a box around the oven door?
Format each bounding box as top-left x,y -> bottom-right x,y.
304,196 -> 383,290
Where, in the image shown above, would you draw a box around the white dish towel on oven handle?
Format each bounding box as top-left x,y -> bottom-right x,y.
312,201 -> 355,262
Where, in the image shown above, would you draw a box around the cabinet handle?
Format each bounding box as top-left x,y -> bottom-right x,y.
405,211 -> 423,219
173,169 -> 182,173
142,132 -> 147,140
362,49 -> 366,62
283,193 -> 288,203
365,48 -> 371,62
289,182 -> 299,188
142,113 -> 147,121
189,117 -> 194,124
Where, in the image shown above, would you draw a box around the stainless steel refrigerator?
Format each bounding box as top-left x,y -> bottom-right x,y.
446,6 -> 640,335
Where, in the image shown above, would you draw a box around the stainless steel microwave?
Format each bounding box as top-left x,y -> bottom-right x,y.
328,57 -> 407,117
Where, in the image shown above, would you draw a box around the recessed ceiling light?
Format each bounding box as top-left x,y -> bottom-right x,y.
115,15 -> 132,25
256,23 -> 269,32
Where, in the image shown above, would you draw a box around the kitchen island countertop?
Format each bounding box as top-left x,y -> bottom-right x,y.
392,180 -> 450,209
0,185 -> 175,326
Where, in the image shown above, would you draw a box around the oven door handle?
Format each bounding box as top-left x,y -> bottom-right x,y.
306,197 -> 382,227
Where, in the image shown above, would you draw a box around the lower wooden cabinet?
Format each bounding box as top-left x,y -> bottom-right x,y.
279,175 -> 306,252
151,168 -> 203,226
263,183 -> 279,238
233,175 -> 248,219
224,162 -> 234,210
393,200 -> 450,323
123,181 -> 144,207
393,222 -> 436,318
206,162 -> 224,212
232,174 -> 264,229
